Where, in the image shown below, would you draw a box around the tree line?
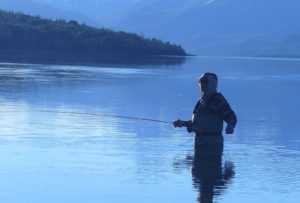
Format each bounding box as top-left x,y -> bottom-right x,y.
0,10 -> 186,56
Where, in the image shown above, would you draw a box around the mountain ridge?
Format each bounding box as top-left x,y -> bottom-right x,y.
0,0 -> 101,27
2,0 -> 300,56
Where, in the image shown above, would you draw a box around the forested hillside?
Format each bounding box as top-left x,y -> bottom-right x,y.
0,10 -> 186,56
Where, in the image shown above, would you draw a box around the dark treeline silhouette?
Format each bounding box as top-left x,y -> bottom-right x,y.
0,10 -> 186,57
0,50 -> 187,66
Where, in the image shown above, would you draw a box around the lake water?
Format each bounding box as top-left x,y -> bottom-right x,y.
0,56 -> 300,202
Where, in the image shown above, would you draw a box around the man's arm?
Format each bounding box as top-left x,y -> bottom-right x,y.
222,104 -> 237,134
173,119 -> 192,128
173,119 -> 194,133
215,94 -> 237,134
173,99 -> 199,133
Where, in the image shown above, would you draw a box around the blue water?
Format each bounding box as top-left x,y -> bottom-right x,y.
0,57 -> 300,202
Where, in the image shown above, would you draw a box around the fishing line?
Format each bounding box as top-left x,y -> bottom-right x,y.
0,110 -> 218,133
0,110 -> 173,124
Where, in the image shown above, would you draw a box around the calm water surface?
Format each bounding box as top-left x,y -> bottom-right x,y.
0,57 -> 300,202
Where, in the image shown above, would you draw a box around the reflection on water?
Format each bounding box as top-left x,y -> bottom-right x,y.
192,144 -> 234,203
174,137 -> 235,203
0,51 -> 187,67
0,57 -> 300,202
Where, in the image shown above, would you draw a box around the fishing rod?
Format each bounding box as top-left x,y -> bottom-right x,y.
0,110 -> 218,134
0,110 -> 173,124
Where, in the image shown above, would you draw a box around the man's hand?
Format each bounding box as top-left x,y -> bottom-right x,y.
173,119 -> 185,128
226,125 -> 234,134
186,126 -> 193,133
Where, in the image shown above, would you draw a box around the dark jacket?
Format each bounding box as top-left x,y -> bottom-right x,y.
191,92 -> 237,135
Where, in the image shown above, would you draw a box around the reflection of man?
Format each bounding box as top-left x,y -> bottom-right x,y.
173,72 -> 237,146
192,145 -> 235,203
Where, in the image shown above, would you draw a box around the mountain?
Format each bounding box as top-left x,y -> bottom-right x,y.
107,0 -> 300,55
3,0 -> 300,56
30,0 -> 138,24
0,0 -> 100,27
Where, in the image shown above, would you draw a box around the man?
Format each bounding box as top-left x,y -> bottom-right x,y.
173,72 -> 237,147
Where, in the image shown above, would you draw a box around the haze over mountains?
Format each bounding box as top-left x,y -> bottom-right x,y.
1,0 -> 300,56
0,0 -> 100,27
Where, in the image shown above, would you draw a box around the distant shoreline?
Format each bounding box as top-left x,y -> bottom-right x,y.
0,50 -> 187,67
195,55 -> 300,61
0,9 -> 187,60
1,52 -> 299,68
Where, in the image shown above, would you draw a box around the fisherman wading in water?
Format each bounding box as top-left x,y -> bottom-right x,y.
173,72 -> 237,149
173,72 -> 237,202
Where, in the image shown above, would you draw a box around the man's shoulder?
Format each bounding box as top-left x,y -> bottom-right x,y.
195,97 -> 203,104
213,93 -> 228,105
193,97 -> 204,113
215,92 -> 226,100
